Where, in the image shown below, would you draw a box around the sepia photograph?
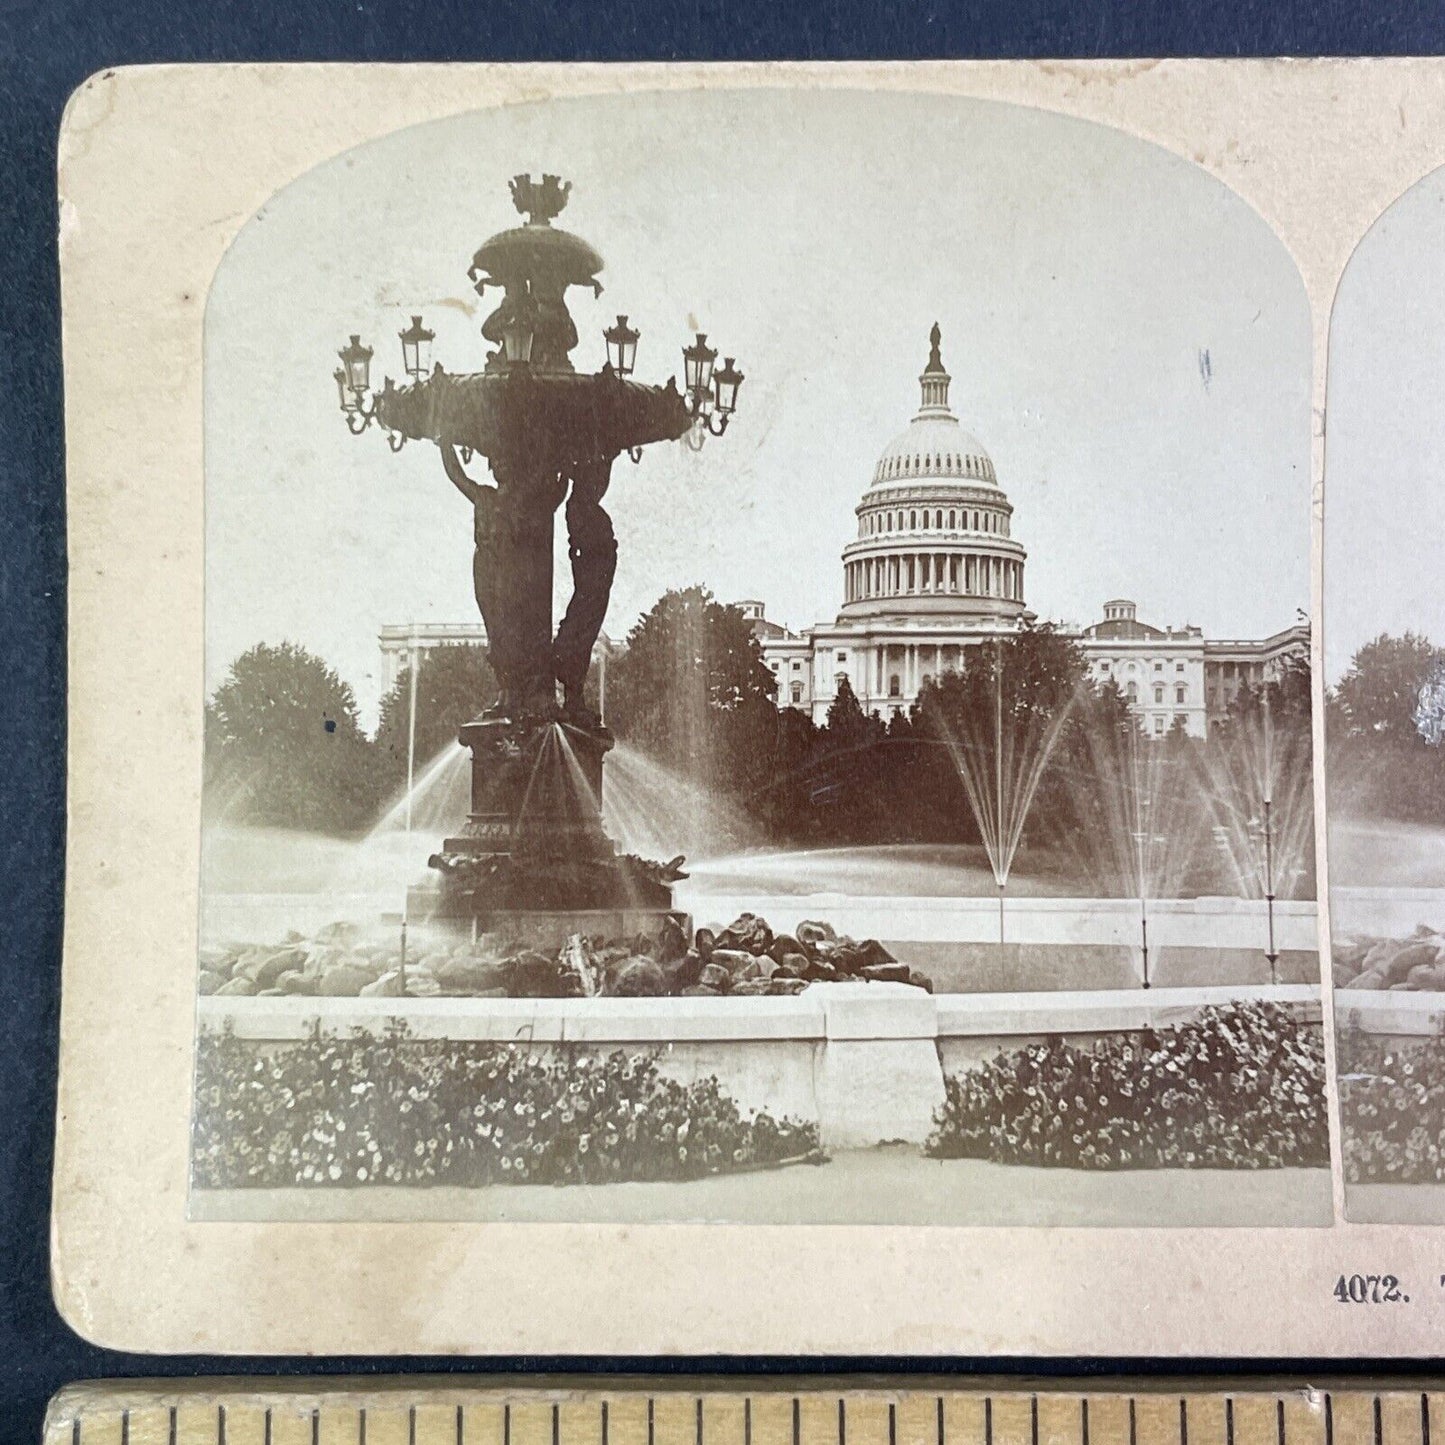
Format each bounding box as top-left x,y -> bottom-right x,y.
1324,162 -> 1445,1222
189,87 -> 1329,1226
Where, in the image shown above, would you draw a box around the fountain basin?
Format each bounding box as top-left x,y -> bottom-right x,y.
200,891 -> 1319,992
1331,886 -> 1445,936
675,892 -> 1318,990
676,891 -> 1318,947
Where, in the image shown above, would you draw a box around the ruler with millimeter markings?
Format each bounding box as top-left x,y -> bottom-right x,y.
41,1384 -> 1445,1445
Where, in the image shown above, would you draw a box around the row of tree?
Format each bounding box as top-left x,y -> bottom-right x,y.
204,587 -> 1323,900
602,591 -> 1316,895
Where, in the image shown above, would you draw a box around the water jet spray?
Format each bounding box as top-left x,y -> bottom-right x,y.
399,631 -> 420,992
936,632 -> 1080,962
1263,793 -> 1278,985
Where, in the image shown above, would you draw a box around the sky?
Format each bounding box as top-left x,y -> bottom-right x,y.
1323,165 -> 1445,682
205,88 -> 1311,727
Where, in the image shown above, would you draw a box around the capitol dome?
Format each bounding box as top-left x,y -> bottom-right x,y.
839,324 -> 1026,623
871,416 -> 997,488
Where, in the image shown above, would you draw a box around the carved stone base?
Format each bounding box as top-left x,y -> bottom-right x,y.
424,850 -> 679,915
449,714 -> 616,863
426,711 -> 684,926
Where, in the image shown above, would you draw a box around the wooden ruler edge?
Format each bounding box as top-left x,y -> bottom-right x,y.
44,1376 -> 1445,1416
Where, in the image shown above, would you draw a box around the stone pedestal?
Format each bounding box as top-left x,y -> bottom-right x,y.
419,713 -> 679,933
447,716 -> 615,862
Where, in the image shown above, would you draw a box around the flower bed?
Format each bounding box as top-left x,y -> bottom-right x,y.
1334,926 -> 1445,991
1338,1030 -> 1445,1183
191,1024 -> 821,1189
199,911 -> 932,1001
925,1001 -> 1327,1169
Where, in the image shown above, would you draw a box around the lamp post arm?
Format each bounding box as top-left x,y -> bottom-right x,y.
439,441 -> 492,505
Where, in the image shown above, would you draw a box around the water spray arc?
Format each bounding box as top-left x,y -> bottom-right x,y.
939,634 -> 1080,955
1060,697 -> 1214,993
995,637 -> 1005,946
1261,691 -> 1279,984
399,629 -> 420,990
1129,722 -> 1151,991
1195,682 -> 1310,986
1263,794 -> 1278,983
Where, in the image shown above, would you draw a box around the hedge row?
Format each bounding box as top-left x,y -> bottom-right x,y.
192,1026 -> 820,1189
1339,1030 -> 1445,1183
193,1001 -> 1331,1190
927,1001 -> 1328,1170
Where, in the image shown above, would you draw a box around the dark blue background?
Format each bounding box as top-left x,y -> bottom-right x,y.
4,3 -> 1444,1443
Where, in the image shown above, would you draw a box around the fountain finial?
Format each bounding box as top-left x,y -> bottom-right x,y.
509,173 -> 572,226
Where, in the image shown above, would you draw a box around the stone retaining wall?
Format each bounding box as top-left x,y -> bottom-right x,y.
200,982 -> 1322,1151
1333,988 -> 1445,1040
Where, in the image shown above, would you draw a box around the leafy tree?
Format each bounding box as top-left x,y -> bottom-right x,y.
1220,650 -> 1313,743
821,675 -> 887,779
1328,632 -> 1445,826
605,587 -> 778,783
824,674 -> 868,740
917,626 -> 1091,771
739,701 -> 823,838
1331,633 -> 1444,744
804,675 -> 891,841
204,642 -> 378,834
373,644 -> 499,787
886,706 -> 915,740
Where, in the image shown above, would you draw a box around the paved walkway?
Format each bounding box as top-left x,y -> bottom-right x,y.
191,1146 -> 1331,1227
1345,1183 -> 1445,1224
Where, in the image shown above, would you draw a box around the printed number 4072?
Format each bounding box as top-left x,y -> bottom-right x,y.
1334,1274 -> 1408,1303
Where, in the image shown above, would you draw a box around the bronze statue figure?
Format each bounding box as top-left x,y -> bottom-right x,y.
440,439 -> 617,725
441,440 -> 572,720
442,435 -> 616,724
554,455 -> 617,722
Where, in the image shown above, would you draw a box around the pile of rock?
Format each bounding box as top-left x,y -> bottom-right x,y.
680,913 -> 931,996
198,911 -> 932,1001
199,923 -> 420,1000
1334,926 -> 1445,991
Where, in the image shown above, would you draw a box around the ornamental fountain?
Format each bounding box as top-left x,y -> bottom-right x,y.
335,174 -> 743,945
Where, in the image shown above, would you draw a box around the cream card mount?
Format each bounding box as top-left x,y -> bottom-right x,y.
53,59 -> 1445,1356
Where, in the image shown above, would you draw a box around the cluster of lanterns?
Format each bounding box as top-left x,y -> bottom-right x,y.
606,315 -> 745,450
334,311 -> 743,456
333,317 -> 436,452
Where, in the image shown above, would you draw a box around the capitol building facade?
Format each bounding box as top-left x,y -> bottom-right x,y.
380,326 -> 1304,741
743,325 -> 1306,739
